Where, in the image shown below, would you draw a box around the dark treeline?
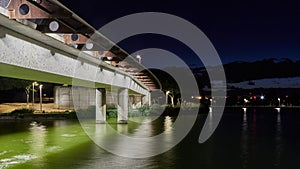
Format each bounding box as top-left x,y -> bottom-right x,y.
0,77 -> 54,103
148,58 -> 300,97
224,58 -> 300,82
192,58 -> 300,83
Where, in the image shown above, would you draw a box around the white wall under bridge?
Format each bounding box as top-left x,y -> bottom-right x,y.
0,14 -> 151,123
54,86 -> 150,110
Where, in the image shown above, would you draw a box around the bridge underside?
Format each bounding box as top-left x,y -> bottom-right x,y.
0,14 -> 151,123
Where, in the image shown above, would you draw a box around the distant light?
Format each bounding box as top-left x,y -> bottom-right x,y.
244,98 -> 249,103
196,96 -> 202,100
278,98 -> 280,101
107,56 -> 113,60
253,96 -> 257,100
275,108 -> 280,112
49,21 -> 59,32
260,95 -> 264,100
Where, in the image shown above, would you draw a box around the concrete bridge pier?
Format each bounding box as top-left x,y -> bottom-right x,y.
117,88 -> 128,124
143,92 -> 151,106
128,92 -> 151,109
129,94 -> 142,108
95,88 -> 106,124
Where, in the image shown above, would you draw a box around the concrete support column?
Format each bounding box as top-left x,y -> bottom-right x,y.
96,88 -> 106,124
148,92 -> 152,106
141,95 -> 143,106
117,88 -> 128,124
142,92 -> 151,106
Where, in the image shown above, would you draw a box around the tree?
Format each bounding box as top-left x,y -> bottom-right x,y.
25,85 -> 31,108
166,91 -> 175,107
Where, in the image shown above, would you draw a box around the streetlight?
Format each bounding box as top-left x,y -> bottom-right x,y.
278,98 -> 281,107
107,56 -> 113,61
166,91 -> 170,105
39,84 -> 43,113
136,54 -> 141,63
32,82 -> 38,108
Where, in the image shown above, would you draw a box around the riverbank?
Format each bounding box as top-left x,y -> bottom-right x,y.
3,102 -> 300,121
0,103 -> 66,114
0,103 -> 73,120
0,110 -> 76,120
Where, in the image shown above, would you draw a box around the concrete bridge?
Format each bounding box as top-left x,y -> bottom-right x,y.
0,0 -> 161,123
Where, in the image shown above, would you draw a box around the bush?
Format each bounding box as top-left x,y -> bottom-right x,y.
10,108 -> 34,115
107,108 -> 117,118
129,106 -> 154,117
67,111 -> 78,119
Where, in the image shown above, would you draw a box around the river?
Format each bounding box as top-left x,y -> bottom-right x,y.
0,108 -> 300,169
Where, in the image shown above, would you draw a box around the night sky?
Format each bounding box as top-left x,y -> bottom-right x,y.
60,0 -> 300,66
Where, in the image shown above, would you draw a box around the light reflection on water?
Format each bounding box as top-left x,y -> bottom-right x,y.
0,109 -> 300,168
241,108 -> 248,169
82,116 -> 180,159
28,124 -> 47,165
238,108 -> 285,169
275,108 -> 282,167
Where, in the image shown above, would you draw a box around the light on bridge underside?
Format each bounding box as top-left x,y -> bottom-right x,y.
85,43 -> 93,50
49,21 -> 59,32
98,51 -> 104,55
19,3 -> 30,15
71,34 -> 79,41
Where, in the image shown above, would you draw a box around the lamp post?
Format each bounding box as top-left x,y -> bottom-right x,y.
39,84 -> 43,112
32,82 -> 38,108
136,54 -> 141,63
166,91 -> 170,105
